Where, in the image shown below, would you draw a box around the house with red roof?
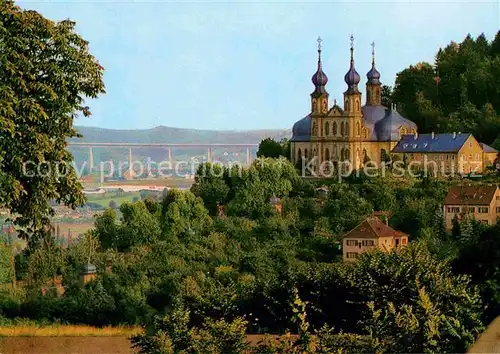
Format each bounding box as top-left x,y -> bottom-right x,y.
342,214 -> 408,262
443,185 -> 500,229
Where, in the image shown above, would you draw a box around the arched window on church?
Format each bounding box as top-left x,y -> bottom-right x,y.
325,122 -> 330,136
356,99 -> 360,112
345,148 -> 350,161
345,99 -> 349,111
356,122 -> 361,136
346,122 -> 350,136
340,122 -> 345,136
297,148 -> 302,163
312,122 -> 318,136
325,148 -> 330,161
367,90 -> 372,103
340,148 -> 344,161
304,148 -> 308,159
333,122 -> 337,136
363,149 -> 368,163
362,127 -> 368,139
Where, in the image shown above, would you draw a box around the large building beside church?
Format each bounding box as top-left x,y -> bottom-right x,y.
290,37 -> 419,171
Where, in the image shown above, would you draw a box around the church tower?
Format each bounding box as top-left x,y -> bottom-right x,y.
366,42 -> 382,105
311,37 -> 329,118
341,36 -> 363,165
343,36 -> 362,136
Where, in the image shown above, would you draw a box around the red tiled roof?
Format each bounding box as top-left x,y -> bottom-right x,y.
342,217 -> 407,239
444,185 -> 498,206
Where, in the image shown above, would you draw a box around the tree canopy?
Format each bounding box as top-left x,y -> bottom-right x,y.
392,32 -> 500,145
0,1 -> 105,243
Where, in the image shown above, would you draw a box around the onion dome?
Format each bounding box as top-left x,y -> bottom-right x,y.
366,42 -> 381,85
311,37 -> 328,96
344,35 -> 360,94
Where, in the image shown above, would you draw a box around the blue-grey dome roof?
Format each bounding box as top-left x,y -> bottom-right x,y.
361,105 -> 388,140
374,108 -> 418,141
290,115 -> 311,142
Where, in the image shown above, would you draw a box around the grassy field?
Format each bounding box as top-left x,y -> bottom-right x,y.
86,192 -> 141,208
0,325 -> 142,337
52,222 -> 95,237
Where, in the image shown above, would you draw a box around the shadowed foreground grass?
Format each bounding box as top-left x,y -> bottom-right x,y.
0,325 -> 143,337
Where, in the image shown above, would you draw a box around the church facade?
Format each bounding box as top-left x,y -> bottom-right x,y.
290,37 -> 418,172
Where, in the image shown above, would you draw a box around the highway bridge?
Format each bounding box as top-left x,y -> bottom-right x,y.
67,142 -> 259,173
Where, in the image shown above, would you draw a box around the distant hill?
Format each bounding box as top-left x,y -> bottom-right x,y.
68,126 -> 291,169
71,125 -> 291,144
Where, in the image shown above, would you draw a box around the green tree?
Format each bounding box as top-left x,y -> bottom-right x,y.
161,189 -> 212,238
227,158 -> 298,219
0,242 -> 14,284
393,32 -> 500,143
120,201 -> 162,249
191,163 -> 230,216
257,138 -> 285,158
381,85 -> 393,107
132,304 -> 248,354
353,243 -> 483,353
323,185 -> 372,235
0,2 -> 105,244
93,208 -> 120,250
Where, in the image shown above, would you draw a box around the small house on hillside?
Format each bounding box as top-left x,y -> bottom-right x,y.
342,215 -> 408,262
443,185 -> 500,229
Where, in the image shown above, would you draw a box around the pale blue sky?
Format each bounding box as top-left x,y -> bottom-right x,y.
18,0 -> 500,131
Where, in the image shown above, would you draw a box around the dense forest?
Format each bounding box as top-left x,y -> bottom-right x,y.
1,158 -> 499,353
390,31 -> 500,147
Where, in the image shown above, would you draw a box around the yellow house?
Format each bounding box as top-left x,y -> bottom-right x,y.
443,185 -> 500,229
392,132 -> 486,174
481,143 -> 498,169
342,215 -> 408,262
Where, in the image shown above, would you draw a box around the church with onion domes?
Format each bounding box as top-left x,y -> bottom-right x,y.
290,36 -> 418,172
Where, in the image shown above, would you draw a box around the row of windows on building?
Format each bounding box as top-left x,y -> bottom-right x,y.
297,147 -> 352,161
296,147 -> 389,163
346,240 -> 375,246
345,238 -> 407,247
311,121 -> 369,139
312,122 -> 417,140
446,206 -> 496,213
407,153 -> 481,161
